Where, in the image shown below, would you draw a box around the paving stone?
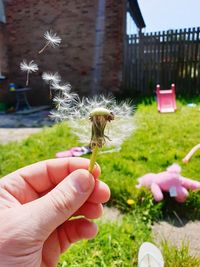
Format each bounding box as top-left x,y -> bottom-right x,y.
0,109 -> 54,144
0,110 -> 53,128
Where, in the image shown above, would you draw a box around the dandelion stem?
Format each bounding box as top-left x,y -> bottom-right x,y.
49,86 -> 52,99
38,41 -> 50,54
88,146 -> 98,173
26,71 -> 29,86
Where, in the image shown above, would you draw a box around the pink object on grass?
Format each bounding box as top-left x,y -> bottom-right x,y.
183,144 -> 200,163
56,146 -> 91,158
136,163 -> 200,203
156,84 -> 177,113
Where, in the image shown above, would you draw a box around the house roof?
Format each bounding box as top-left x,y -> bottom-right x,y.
128,0 -> 146,29
0,0 -> 6,23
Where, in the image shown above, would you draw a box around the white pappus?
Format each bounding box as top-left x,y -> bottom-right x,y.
51,83 -> 135,148
39,30 -> 62,54
20,60 -> 39,86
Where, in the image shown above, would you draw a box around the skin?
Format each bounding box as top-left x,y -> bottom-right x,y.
0,158 -> 110,267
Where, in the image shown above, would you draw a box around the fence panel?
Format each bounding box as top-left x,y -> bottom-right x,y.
124,27 -> 200,96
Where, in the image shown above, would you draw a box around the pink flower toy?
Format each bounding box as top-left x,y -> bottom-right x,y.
136,164 -> 200,203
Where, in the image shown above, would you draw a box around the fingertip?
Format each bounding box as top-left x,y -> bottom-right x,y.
88,180 -> 111,203
70,169 -> 95,193
58,218 -> 98,252
90,222 -> 98,239
101,182 -> 111,203
74,202 -> 103,219
92,163 -> 101,179
78,220 -> 98,239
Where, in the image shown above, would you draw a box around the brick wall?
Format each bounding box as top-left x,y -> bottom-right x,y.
0,23 -> 8,75
5,0 -> 126,105
0,22 -> 9,102
102,0 -> 125,94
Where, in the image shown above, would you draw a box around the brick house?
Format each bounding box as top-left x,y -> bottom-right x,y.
0,0 -> 7,77
0,0 -> 145,105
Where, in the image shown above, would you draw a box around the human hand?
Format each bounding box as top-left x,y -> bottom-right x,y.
0,158 -> 110,267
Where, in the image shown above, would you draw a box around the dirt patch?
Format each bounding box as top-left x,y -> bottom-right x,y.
0,128 -> 42,144
152,218 -> 200,256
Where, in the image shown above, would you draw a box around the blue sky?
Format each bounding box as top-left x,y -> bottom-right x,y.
137,0 -> 200,33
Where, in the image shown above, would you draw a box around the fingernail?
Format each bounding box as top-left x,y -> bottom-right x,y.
71,170 -> 94,193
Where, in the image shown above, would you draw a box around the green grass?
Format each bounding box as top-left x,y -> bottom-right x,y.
0,99 -> 200,266
0,123 -> 78,176
161,241 -> 200,267
58,215 -> 151,267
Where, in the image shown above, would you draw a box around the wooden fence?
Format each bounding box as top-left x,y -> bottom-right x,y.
123,27 -> 200,96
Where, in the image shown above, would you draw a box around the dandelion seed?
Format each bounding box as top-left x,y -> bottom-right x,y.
42,72 -> 61,85
51,82 -> 71,92
51,83 -> 135,172
39,30 -> 61,54
20,60 -> 38,86
42,72 -> 62,98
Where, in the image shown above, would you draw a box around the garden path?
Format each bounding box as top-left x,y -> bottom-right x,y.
0,128 -> 42,144
0,110 -> 53,144
102,207 -> 200,257
152,218 -> 200,256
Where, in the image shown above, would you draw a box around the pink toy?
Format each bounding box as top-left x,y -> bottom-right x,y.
156,84 -> 177,113
136,164 -> 200,202
56,146 -> 91,158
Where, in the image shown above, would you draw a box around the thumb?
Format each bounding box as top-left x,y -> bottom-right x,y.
29,169 -> 95,235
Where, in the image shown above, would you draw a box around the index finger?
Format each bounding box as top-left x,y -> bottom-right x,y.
0,158 -> 100,202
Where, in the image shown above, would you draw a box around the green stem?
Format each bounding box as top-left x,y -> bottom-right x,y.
88,146 -> 98,173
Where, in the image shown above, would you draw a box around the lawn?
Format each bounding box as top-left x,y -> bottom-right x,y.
0,99 -> 200,266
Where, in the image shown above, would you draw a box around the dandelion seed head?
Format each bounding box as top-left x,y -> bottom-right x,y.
90,107 -> 112,117
51,81 -> 135,147
44,30 -> 62,47
20,60 -> 38,73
